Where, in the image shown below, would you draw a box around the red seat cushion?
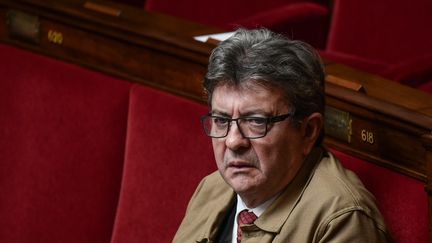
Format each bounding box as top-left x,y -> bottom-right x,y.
419,81 -> 432,94
110,84 -> 216,243
323,0 -> 432,86
235,2 -> 329,49
326,0 -> 432,64
319,50 -> 389,78
0,44 -> 131,243
145,0 -> 324,28
145,0 -> 330,48
331,149 -> 429,242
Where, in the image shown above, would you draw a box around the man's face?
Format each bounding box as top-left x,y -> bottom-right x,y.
210,83 -> 310,207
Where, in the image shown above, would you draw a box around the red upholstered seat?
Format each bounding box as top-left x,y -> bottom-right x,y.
322,0 -> 432,87
0,44 -> 131,243
331,149 -> 429,243
110,84 -> 216,243
419,80 -> 432,94
145,0 -> 330,48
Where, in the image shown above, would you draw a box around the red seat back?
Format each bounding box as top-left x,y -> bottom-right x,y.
331,149 -> 429,242
145,0 -> 317,29
323,0 -> 432,87
145,0 -> 330,48
419,80 -> 432,94
110,84 -> 216,243
326,0 -> 432,65
0,44 -> 131,243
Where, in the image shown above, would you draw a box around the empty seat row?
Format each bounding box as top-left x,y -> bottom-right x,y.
0,44 -> 130,243
0,44 -> 215,243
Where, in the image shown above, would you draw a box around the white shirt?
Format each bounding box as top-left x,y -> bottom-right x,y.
231,194 -> 279,243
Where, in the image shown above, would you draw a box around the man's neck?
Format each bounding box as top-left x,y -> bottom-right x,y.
236,193 -> 280,217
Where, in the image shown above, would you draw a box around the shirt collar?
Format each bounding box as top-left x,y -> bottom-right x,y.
231,192 -> 280,243
235,192 -> 279,218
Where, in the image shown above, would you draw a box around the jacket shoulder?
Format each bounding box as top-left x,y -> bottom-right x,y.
173,171 -> 235,242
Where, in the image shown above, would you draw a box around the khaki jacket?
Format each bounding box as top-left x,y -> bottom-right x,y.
173,147 -> 390,242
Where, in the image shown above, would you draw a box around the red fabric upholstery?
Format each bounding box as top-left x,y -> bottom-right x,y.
383,54 -> 432,87
331,149 -> 429,243
323,0 -> 432,87
319,51 -> 388,77
110,84 -> 216,243
419,81 -> 432,94
145,0 -> 330,48
0,44 -> 131,243
236,3 -> 329,48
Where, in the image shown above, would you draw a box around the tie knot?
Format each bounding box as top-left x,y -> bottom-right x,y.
237,210 -> 257,243
237,210 -> 258,226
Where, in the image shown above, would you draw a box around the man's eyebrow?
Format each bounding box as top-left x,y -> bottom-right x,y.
210,109 -> 273,117
210,110 -> 231,117
241,109 -> 272,117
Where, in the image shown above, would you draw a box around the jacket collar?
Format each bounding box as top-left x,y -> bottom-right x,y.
195,147 -> 324,241
196,178 -> 236,242
254,147 -> 324,233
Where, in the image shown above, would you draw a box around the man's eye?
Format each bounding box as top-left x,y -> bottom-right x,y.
213,117 -> 229,126
245,117 -> 266,126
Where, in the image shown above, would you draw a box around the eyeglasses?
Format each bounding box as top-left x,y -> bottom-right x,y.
200,112 -> 294,139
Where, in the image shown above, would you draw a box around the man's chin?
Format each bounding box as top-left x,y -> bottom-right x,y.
226,175 -> 257,193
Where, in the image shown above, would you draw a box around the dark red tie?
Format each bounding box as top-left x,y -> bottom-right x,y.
237,210 -> 258,243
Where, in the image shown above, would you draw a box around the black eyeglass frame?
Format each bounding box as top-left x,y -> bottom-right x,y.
200,112 -> 295,139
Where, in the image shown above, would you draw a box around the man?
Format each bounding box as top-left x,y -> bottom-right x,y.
173,28 -> 390,242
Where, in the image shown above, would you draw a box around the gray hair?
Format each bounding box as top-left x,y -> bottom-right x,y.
204,28 -> 325,122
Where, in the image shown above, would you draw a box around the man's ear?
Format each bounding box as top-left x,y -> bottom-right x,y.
301,112 -> 323,156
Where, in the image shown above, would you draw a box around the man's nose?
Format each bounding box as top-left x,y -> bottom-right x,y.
225,122 -> 250,150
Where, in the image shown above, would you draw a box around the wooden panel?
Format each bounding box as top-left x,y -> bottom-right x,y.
325,62 -> 432,116
0,0 -> 216,101
38,19 -> 207,99
0,8 -> 7,39
325,86 -> 429,181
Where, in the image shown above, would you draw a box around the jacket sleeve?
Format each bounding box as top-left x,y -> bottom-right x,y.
316,210 -> 391,243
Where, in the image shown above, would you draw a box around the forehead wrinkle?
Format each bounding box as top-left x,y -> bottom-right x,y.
211,83 -> 289,117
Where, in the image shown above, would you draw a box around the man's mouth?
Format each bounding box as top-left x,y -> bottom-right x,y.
227,161 -> 255,169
